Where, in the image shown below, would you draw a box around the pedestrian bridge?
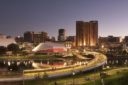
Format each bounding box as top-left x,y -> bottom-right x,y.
0,51 -> 107,82
23,51 -> 107,78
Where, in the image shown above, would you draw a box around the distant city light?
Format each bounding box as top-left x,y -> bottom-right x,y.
32,62 -> 37,68
8,62 -> 11,66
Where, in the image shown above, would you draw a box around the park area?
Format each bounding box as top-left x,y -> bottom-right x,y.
1,67 -> 128,85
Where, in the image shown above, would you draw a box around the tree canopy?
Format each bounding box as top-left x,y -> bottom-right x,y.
0,46 -> 7,55
7,43 -> 19,54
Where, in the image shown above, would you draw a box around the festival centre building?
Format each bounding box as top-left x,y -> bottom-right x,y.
32,43 -> 67,53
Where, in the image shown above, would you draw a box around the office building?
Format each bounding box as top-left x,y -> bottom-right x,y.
33,32 -> 48,45
99,36 -> 122,44
58,29 -> 66,41
24,31 -> 34,43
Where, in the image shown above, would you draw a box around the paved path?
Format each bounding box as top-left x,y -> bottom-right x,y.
0,51 -> 107,82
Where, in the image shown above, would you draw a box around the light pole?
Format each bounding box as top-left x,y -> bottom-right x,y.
100,72 -> 106,85
93,55 -> 96,85
93,69 -> 96,85
72,71 -> 75,85
72,65 -> 75,85
23,70 -> 24,85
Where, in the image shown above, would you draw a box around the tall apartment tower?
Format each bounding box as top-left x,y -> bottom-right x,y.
76,21 -> 98,47
58,29 -> 66,41
24,31 -> 34,43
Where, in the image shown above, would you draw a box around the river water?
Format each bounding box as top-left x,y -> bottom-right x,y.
0,59 -> 65,71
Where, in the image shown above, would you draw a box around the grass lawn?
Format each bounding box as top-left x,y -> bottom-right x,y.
15,68 -> 120,85
80,69 -> 128,85
22,67 -> 128,85
0,67 -> 128,85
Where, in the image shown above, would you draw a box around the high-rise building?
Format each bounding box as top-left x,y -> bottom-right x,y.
33,32 -> 48,45
58,29 -> 66,41
76,21 -> 98,47
24,31 -> 34,43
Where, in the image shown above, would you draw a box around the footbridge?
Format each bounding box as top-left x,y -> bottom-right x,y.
0,51 -> 107,82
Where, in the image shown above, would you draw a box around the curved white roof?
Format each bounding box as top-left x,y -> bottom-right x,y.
32,43 -> 67,52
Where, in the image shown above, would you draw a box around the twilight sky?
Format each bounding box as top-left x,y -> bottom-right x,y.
0,0 -> 128,38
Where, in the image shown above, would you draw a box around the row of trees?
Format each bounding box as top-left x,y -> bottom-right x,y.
0,43 -> 20,55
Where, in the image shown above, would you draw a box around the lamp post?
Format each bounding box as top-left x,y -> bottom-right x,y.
93,69 -> 96,85
23,70 -> 24,85
72,71 -> 75,85
100,72 -> 106,85
72,64 -> 75,85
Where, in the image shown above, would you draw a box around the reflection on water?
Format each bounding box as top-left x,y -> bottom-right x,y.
0,59 -> 65,71
0,59 -> 89,72
0,60 -> 33,71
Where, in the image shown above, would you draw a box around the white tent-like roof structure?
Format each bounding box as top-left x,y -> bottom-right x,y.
32,43 -> 67,53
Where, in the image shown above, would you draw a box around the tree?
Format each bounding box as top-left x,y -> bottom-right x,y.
0,46 -> 7,55
122,50 -> 127,56
7,43 -> 20,54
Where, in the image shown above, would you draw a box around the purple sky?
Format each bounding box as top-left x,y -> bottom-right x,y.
0,0 -> 128,38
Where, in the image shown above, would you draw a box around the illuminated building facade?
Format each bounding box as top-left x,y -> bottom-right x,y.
76,21 -> 98,47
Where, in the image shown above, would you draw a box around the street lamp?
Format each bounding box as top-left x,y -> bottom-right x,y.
71,64 -> 76,85
72,71 -> 75,85
23,70 -> 24,85
100,72 -> 106,85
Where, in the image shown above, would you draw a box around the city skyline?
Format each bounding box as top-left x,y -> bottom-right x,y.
1,0 -> 128,38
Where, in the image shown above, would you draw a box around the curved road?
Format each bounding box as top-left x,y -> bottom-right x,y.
0,51 -> 107,82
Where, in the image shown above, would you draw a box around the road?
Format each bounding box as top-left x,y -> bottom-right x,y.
0,51 -> 107,82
